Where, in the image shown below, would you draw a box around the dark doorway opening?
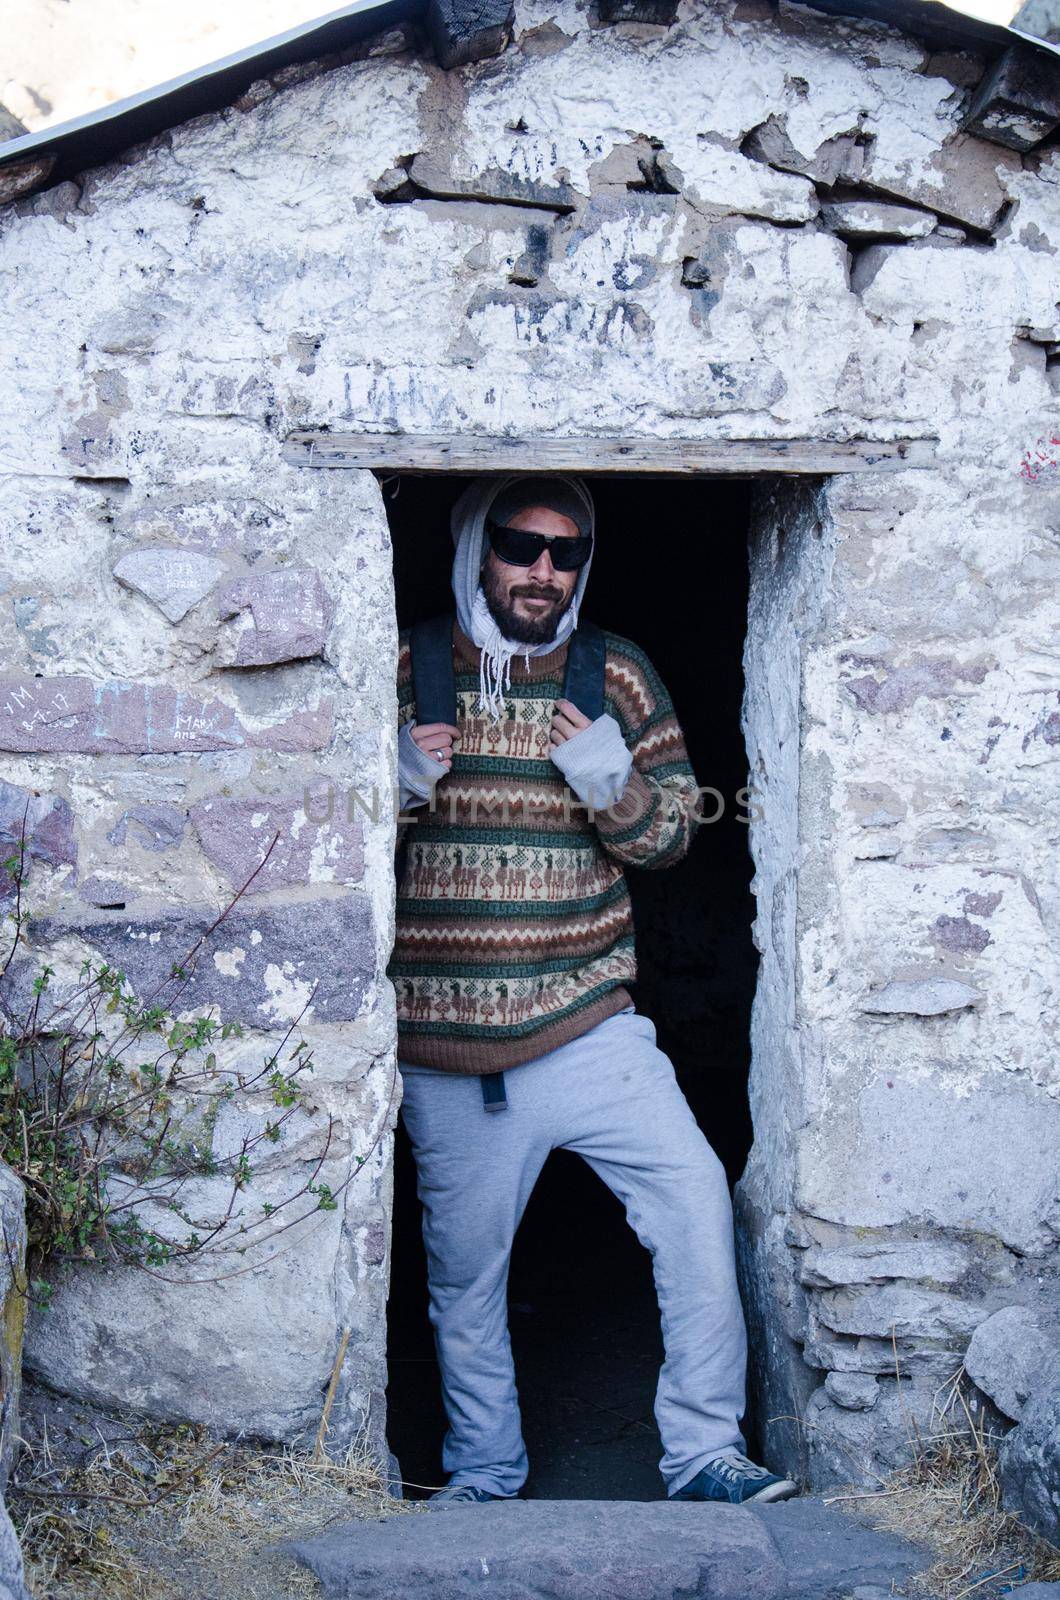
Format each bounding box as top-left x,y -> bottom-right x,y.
383,473 -> 757,1500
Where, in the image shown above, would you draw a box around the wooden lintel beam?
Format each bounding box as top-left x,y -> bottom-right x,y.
282,431 -> 938,477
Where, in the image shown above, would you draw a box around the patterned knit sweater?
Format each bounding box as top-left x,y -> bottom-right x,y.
387,616 -> 700,1073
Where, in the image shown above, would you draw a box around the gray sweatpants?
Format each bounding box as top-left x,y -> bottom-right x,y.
398,1004 -> 748,1497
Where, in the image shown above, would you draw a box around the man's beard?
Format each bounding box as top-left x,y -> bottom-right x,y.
480,559 -> 576,645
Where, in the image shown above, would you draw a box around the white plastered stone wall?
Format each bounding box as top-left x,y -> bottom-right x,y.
0,0 -> 1056,1483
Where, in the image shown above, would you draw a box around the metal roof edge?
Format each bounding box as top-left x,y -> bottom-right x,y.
0,0 -> 419,185
1009,21 -> 1060,52
785,0 -> 1060,59
0,0 -> 1056,193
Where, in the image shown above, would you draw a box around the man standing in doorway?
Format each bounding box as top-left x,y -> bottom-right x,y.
388,474 -> 796,1507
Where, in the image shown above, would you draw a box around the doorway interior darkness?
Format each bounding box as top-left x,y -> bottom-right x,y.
382,473 -> 756,1500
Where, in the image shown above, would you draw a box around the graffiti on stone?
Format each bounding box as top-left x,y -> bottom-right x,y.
217,568 -> 332,666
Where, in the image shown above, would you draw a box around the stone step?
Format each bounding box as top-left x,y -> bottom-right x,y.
286,1495 -> 928,1600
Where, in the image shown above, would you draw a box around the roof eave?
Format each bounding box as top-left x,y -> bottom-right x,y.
0,0 -> 1056,206
0,0 -> 419,197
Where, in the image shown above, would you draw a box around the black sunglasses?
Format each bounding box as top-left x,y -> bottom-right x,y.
486,517 -> 593,571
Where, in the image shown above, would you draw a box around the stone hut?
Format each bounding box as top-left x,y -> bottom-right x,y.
0,0 -> 1057,1493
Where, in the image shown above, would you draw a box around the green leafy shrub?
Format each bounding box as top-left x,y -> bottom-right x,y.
0,811 -> 375,1293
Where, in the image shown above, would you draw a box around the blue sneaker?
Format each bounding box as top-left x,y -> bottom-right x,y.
671,1452 -> 798,1506
425,1482 -> 514,1508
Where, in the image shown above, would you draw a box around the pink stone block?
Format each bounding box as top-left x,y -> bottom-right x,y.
191,783 -> 364,893
0,678 -> 333,754
218,568 -> 333,666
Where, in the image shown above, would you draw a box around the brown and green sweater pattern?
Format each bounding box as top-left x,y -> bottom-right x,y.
387,618 -> 700,1073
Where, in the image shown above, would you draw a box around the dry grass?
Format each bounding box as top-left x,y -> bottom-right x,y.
835,1367 -> 1060,1600
10,1416 -> 419,1600
12,1361 -> 1059,1599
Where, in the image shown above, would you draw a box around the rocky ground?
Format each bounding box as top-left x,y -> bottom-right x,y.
8,1377 -> 1059,1600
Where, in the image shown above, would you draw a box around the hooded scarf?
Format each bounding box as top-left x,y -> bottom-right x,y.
449,474 -> 596,722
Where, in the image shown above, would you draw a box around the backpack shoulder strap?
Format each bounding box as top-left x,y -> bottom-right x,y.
409,612 -> 457,727
562,620 -> 606,722
410,612 -> 606,724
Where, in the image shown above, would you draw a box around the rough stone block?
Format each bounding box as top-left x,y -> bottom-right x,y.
999,1378 -> 1060,1543
842,861 -> 1056,1104
23,180 -> 81,224
21,897 -> 375,1026
0,107 -> 27,141
841,649 -> 990,714
0,155 -> 56,207
23,1199 -> 373,1449
0,678 -> 332,754
406,155 -> 576,213
247,700 -> 336,753
845,652 -> 992,716
190,787 -> 365,893
508,224 -> 550,287
680,139 -> 819,223
803,1076 -> 1060,1257
820,200 -> 937,240
800,1240 -> 970,1288
824,1371 -> 880,1410
803,1334 -> 956,1379
744,117 -> 1015,231
77,875 -> 130,907
0,780 -> 76,881
118,495 -> 288,556
815,1285 -> 987,1341
962,45 -> 1060,152
861,133 -> 1019,232
217,568 -> 332,666
755,1497 -> 924,1593
425,0 -> 514,69
92,300 -> 169,356
294,1502 -> 779,1600
107,803 -> 187,853
803,1378 -> 937,1490
741,116 -> 866,188
964,1305 -> 1060,1421
847,240 -> 912,296
1012,0 -> 1060,40
289,1496 -> 927,1599
112,547 -> 226,622
858,978 -> 983,1015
